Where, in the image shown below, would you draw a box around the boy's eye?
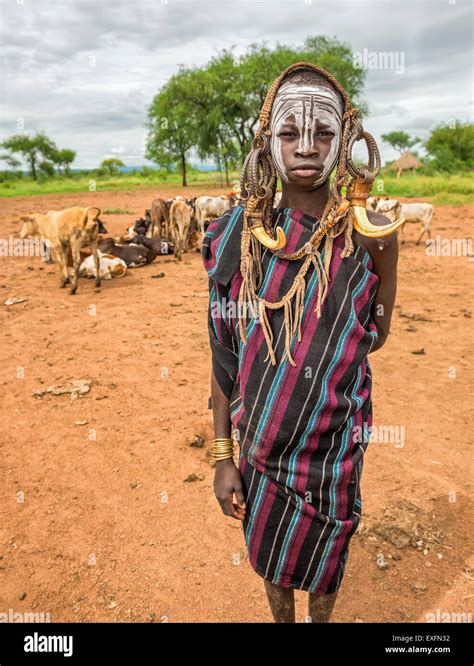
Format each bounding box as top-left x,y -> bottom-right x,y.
277,129 -> 334,139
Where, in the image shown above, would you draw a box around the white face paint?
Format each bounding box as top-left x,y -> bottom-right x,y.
269,82 -> 344,187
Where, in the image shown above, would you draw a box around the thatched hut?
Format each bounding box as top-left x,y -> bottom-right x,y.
395,151 -> 422,178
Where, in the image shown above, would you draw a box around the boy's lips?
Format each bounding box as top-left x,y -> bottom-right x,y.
291,165 -> 322,178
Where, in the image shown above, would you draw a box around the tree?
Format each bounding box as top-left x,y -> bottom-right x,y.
146,75 -> 200,186
1,132 -> 57,180
0,153 -> 21,169
381,131 -> 420,155
100,158 -> 125,175
38,160 -> 56,178
424,121 -> 473,173
51,148 -> 76,175
170,63 -> 240,185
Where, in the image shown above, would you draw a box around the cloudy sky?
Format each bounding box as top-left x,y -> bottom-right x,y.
0,0 -> 472,169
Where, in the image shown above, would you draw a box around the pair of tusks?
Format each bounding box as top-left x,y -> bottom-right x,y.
249,179 -> 405,250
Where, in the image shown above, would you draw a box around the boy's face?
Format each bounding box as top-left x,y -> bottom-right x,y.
269,81 -> 343,190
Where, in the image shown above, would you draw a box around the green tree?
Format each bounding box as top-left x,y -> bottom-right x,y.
171,63 -> 240,185
0,153 -> 21,169
38,160 -> 56,178
424,121 -> 474,173
100,158 -> 125,175
1,132 -> 57,180
146,74 -> 200,186
381,131 -> 420,155
51,148 -> 76,175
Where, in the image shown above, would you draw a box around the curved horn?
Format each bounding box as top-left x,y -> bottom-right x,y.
353,206 -> 405,238
348,179 -> 405,238
250,223 -> 286,250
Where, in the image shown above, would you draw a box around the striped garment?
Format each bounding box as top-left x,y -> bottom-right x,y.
202,204 -> 380,593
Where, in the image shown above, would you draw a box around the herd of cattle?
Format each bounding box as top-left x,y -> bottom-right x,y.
17,191 -> 433,294
128,193 -> 239,260
17,193 -> 239,294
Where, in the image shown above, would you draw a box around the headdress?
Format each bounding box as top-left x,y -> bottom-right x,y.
238,61 -> 403,367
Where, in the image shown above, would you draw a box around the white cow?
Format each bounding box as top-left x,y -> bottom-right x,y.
79,251 -> 127,279
375,198 -> 403,222
398,202 -> 434,245
366,196 -> 378,211
375,198 -> 433,245
194,195 -> 233,234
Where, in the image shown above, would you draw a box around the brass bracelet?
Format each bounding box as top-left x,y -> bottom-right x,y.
211,437 -> 234,461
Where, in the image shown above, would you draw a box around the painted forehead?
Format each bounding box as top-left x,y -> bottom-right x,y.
270,82 -> 344,127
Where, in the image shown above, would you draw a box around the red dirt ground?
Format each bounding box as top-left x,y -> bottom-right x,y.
0,187 -> 473,623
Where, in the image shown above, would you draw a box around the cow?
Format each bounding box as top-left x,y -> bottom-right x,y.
79,251 -> 127,279
398,202 -> 434,244
374,198 -> 433,244
375,198 -> 403,223
150,198 -> 171,238
98,238 -> 150,267
366,196 -> 379,211
169,201 -> 192,261
194,195 -> 234,235
96,217 -> 108,234
20,206 -> 102,294
130,234 -> 174,257
187,228 -> 203,252
129,216 -> 150,238
185,197 -> 197,223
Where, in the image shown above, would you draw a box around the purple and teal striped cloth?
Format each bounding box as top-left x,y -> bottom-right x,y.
202,205 -> 380,593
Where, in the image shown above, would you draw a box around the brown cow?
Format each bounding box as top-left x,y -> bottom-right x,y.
169,201 -> 192,261
98,238 -> 150,267
150,198 -> 171,238
20,206 -> 101,294
187,228 -> 203,252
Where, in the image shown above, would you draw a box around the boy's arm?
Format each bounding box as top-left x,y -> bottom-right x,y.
211,369 -> 232,439
211,373 -> 246,520
206,278 -> 246,520
355,210 -> 399,353
207,277 -> 239,402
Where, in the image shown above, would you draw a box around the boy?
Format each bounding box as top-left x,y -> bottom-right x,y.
202,62 -> 400,623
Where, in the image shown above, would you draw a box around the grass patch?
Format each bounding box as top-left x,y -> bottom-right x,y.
373,172 -> 473,205
0,169 -> 472,205
0,169 -> 239,198
102,208 -> 135,215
